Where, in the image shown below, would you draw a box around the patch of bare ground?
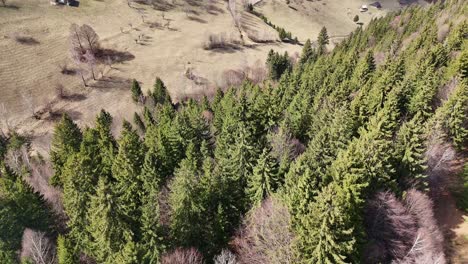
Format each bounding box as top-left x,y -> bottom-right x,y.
426,140 -> 468,263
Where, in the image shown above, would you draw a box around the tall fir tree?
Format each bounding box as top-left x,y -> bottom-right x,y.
112,121 -> 145,240
50,114 -> 82,187
248,147 -> 279,205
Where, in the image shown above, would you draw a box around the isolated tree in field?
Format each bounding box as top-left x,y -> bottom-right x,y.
317,26 -> 329,54
69,24 -> 85,53
131,79 -> 143,103
84,50 -> 97,80
80,24 -> 100,55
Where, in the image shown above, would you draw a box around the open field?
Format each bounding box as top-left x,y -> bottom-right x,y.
0,0 -> 421,144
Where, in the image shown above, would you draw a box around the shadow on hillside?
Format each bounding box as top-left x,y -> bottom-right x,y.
2,4 -> 20,10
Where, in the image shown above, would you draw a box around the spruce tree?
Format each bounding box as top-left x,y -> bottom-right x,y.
133,112 -> 146,132
317,26 -> 329,54
112,121 -> 145,239
131,79 -> 143,103
95,110 -> 117,181
152,78 -> 171,105
50,114 -> 82,187
394,114 -> 428,190
248,147 -> 279,205
57,235 -> 75,264
169,144 -> 203,248
299,39 -> 316,65
87,177 -> 128,263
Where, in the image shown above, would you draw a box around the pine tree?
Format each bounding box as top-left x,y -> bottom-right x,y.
394,114 -> 428,190
296,184 -> 357,264
152,78 -> 171,105
87,177 -> 128,263
57,235 -> 75,264
299,39 -> 316,65
95,110 -> 117,181
169,144 -> 203,248
131,79 -> 143,103
317,26 -> 329,54
0,164 -> 50,232
50,114 -> 82,187
133,112 -> 146,132
112,121 -> 145,239
113,240 -> 139,264
248,147 -> 279,205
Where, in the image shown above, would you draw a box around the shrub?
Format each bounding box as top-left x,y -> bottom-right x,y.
161,248 -> 203,264
354,15 -> 359,23
203,32 -> 239,50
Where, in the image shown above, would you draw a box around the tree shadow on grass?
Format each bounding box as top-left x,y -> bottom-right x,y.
88,76 -> 132,91
96,49 -> 135,64
187,15 -> 207,24
15,36 -> 40,45
2,4 -> 20,10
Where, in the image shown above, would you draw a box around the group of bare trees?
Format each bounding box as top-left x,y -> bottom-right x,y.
232,197 -> 296,264
364,190 -> 446,264
69,24 -> 100,87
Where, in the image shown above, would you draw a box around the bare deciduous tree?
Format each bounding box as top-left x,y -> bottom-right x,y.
84,50 -> 97,80
80,24 -> 100,55
363,190 -> 446,264
214,250 -> 237,264
69,23 -> 85,53
232,197 -> 296,264
364,191 -> 417,263
400,189 -> 446,263
21,90 -> 36,117
21,229 -> 56,264
228,0 -> 244,44
161,248 -> 204,264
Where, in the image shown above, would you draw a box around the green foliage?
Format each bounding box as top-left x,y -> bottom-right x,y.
57,235 -> 75,264
50,114 -> 82,187
248,147 -> 279,205
131,79 -> 143,103
266,50 -> 292,80
87,177 -> 128,263
454,163 -> 468,213
0,164 -> 51,258
151,78 -> 171,106
353,15 -> 359,22
133,112 -> 145,132
317,26 -> 329,54
299,39 -> 316,65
